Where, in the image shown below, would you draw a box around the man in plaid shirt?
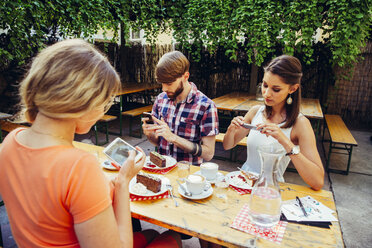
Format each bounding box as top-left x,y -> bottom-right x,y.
142,51 -> 219,165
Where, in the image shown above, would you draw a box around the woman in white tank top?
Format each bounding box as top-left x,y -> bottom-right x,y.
223,55 -> 324,190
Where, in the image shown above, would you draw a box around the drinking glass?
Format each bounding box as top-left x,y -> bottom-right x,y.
256,83 -> 264,101
214,175 -> 229,204
177,161 -> 190,182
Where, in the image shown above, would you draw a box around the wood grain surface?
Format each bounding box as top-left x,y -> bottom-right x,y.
213,92 -> 254,111
214,93 -> 324,120
325,115 -> 357,145
74,141 -> 343,248
117,83 -> 161,96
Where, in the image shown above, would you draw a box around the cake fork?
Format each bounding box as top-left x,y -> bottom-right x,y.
166,184 -> 179,207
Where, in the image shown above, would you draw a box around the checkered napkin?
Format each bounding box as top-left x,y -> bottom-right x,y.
130,191 -> 170,202
229,185 -> 252,195
142,164 -> 177,174
231,204 -> 287,244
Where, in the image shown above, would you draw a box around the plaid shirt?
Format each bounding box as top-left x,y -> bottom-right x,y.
152,82 -> 219,165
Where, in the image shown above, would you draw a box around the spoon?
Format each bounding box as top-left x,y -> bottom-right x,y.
176,179 -> 192,197
166,184 -> 179,207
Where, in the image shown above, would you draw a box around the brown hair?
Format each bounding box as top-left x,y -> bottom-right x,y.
155,51 -> 190,84
263,55 -> 303,128
19,39 -> 121,122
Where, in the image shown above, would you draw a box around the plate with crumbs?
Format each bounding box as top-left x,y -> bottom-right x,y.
143,155 -> 177,170
226,171 -> 255,190
129,174 -> 170,197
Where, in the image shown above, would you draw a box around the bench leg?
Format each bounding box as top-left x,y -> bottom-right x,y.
94,123 -> 110,146
326,141 -> 332,172
345,145 -> 353,175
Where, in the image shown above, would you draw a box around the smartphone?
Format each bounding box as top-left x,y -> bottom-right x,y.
142,112 -> 154,124
241,123 -> 257,130
103,137 -> 143,167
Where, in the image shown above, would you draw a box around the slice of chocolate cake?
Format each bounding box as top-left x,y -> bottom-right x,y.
150,151 -> 166,167
136,172 -> 162,193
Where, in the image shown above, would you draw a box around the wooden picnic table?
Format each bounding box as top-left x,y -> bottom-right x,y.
117,83 -> 161,96
0,112 -> 13,142
215,92 -> 323,119
75,141 -> 343,248
0,112 -> 12,120
213,92 -> 254,111
214,92 -> 324,136
115,83 -> 161,136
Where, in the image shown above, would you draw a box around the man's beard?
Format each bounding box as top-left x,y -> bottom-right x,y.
167,82 -> 184,100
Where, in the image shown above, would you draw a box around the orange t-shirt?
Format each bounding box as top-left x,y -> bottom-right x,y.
0,129 -> 113,247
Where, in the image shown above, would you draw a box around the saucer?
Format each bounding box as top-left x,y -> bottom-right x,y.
178,182 -> 213,200
102,160 -> 119,170
194,171 -> 224,184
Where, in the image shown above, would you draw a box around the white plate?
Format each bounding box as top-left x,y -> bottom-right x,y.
226,171 -> 253,190
194,171 -> 224,184
143,155 -> 177,170
102,160 -> 119,170
178,182 -> 213,200
129,175 -> 170,197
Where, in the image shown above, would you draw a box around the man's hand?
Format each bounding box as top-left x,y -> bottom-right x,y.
151,116 -> 177,143
142,116 -> 158,137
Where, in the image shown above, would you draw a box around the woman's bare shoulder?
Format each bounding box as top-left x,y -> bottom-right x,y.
293,115 -> 313,134
244,105 -> 263,122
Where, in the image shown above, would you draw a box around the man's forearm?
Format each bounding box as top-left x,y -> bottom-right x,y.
171,135 -> 195,155
171,134 -> 214,161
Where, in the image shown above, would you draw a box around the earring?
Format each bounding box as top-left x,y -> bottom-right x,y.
286,94 -> 293,105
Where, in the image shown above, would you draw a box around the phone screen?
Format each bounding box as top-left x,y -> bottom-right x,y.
104,139 -> 138,165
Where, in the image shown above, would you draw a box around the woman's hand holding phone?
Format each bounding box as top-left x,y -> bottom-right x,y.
117,147 -> 146,186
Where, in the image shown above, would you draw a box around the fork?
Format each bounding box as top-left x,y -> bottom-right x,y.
166,184 -> 179,207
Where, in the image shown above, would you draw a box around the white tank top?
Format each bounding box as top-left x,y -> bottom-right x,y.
241,106 -> 298,182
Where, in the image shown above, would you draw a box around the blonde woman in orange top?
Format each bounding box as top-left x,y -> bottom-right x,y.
0,39 -> 181,248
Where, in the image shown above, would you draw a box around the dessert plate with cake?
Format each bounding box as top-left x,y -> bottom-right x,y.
144,151 -> 177,170
130,172 -> 170,197
226,171 -> 258,190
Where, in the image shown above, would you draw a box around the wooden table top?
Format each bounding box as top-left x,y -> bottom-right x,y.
213,92 -> 254,111
117,83 -> 161,96
74,141 -> 343,248
213,92 -> 324,119
0,112 -> 12,120
300,98 -> 324,119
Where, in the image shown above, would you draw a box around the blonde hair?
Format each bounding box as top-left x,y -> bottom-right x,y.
155,51 -> 190,84
19,39 -> 121,122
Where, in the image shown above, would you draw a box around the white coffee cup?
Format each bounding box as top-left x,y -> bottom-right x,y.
185,174 -> 206,195
200,162 -> 219,180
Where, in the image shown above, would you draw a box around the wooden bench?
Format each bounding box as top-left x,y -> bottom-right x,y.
122,105 -> 153,138
215,133 -> 247,161
322,114 -> 358,175
93,114 -> 117,145
0,120 -> 28,142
